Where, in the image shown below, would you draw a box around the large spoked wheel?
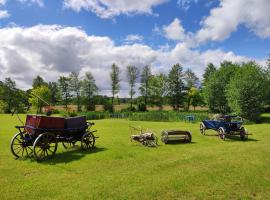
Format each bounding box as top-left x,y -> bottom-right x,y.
62,141 -> 76,149
200,123 -> 206,135
10,132 -> 33,159
240,127 -> 248,141
33,133 -> 58,161
81,132 -> 95,150
218,127 -> 226,140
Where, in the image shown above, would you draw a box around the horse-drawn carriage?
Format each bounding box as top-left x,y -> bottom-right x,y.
10,115 -> 97,160
200,115 -> 248,140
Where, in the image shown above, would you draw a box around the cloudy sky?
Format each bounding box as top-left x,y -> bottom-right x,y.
0,0 -> 269,96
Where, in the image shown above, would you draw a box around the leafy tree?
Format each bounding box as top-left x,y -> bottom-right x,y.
226,62 -> 268,121
127,65 -> 139,110
48,82 -> 59,105
69,72 -> 82,112
82,72 -> 98,111
148,73 -> 167,110
140,65 -> 152,108
32,75 -> 47,89
204,61 -> 240,113
167,63 -> 185,110
29,85 -> 51,113
110,64 -> 120,107
188,87 -> 204,111
2,78 -> 17,113
58,76 -> 71,111
184,69 -> 199,89
203,63 -> 216,85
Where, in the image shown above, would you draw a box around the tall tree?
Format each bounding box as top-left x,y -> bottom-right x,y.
203,63 -> 216,85
188,87 -> 204,111
127,65 -> 139,110
167,63 -> 185,110
29,85 -> 51,113
48,82 -> 59,105
32,75 -> 47,89
110,64 -> 120,107
2,78 -> 17,113
184,69 -> 199,89
69,72 -> 82,112
226,62 -> 268,121
204,61 -> 240,113
82,72 -> 98,111
58,76 -> 71,111
148,73 -> 167,110
140,65 -> 152,107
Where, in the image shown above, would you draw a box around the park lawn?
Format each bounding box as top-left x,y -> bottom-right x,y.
0,114 -> 269,200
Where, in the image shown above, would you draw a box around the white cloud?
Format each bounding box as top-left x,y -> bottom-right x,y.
63,0 -> 168,19
0,25 -> 255,96
17,0 -> 44,7
163,18 -> 187,41
196,0 -> 270,43
0,9 -> 9,18
0,0 -> 7,6
124,34 -> 143,44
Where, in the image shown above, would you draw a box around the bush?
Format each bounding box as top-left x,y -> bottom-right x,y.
80,112 -> 108,120
137,103 -> 147,112
103,101 -> 114,112
0,100 -> 8,113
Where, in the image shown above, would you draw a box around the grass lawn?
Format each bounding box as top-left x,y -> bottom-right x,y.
0,114 -> 270,200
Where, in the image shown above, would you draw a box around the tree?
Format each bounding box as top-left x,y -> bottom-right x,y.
140,65 -> 152,108
32,75 -> 47,89
127,65 -> 139,110
82,72 -> 98,111
203,63 -> 216,85
167,63 -> 185,110
184,69 -> 199,89
148,73 -> 167,110
204,61 -> 240,113
48,82 -> 59,105
69,72 -> 82,112
2,78 -> 17,113
58,76 -> 71,111
226,62 -> 268,121
29,85 -> 51,113
110,64 -> 120,107
188,87 -> 204,111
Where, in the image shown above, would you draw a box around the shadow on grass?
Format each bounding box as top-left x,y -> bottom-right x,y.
224,135 -> 259,142
163,141 -> 196,145
259,115 -> 270,124
36,147 -> 107,164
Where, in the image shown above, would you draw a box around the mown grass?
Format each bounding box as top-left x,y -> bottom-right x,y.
0,114 -> 269,200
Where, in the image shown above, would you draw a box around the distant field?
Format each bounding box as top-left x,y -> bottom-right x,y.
0,114 -> 269,199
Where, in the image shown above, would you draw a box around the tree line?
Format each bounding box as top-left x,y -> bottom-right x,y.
0,59 -> 269,121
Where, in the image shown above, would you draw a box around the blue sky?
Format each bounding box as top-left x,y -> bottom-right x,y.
0,0 -> 269,94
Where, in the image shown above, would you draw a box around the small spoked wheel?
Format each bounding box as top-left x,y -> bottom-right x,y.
33,133 -> 58,161
62,141 -> 76,149
218,127 -> 226,140
200,123 -> 206,135
81,132 -> 95,150
240,127 -> 248,141
10,132 -> 33,159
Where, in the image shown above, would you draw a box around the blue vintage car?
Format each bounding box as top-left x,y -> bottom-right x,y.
199,115 -> 248,140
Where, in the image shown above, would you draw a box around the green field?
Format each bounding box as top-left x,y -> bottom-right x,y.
0,114 -> 270,200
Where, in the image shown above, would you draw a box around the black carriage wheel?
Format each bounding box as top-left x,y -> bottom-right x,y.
218,128 -> 226,140
200,123 -> 206,135
240,127 -> 248,141
10,132 -> 33,159
33,133 -> 58,161
62,141 -> 76,149
81,132 -> 95,150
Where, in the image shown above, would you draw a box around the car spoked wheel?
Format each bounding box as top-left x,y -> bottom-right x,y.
10,132 -> 33,159
81,132 -> 95,150
200,123 -> 206,135
218,127 -> 226,140
33,133 -> 58,161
